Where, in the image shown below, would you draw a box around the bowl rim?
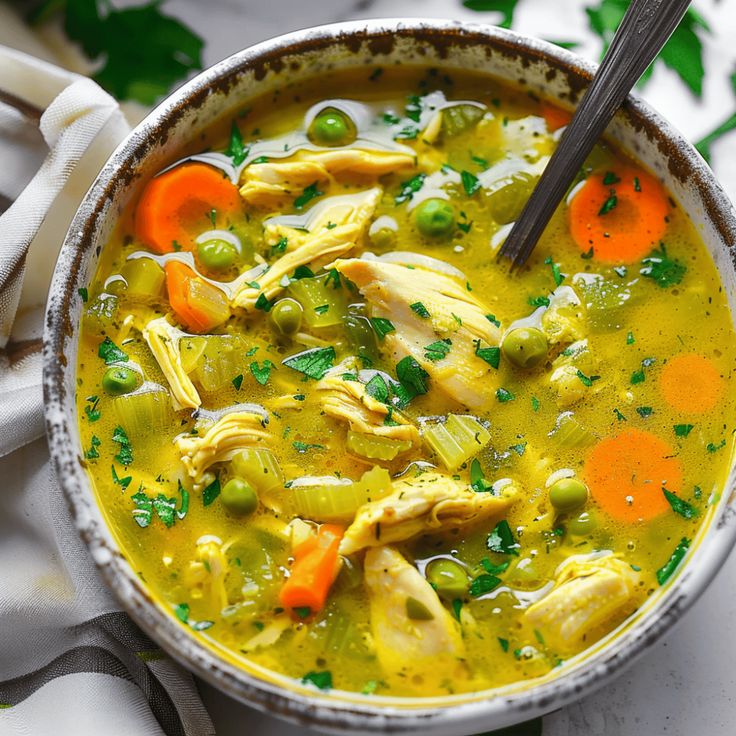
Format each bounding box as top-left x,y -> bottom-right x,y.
43,17 -> 736,735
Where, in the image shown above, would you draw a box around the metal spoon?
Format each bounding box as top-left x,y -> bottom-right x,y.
499,0 -> 692,268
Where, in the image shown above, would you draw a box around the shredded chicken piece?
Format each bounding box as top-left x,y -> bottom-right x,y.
176,410 -> 270,490
315,363 -> 419,445
332,258 -> 502,409
524,554 -> 643,655
142,317 -> 200,411
231,189 -> 381,310
339,471 -> 516,555
238,150 -> 412,207
364,546 -> 464,673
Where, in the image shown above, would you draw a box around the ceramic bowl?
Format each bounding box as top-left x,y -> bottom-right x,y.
43,18 -> 736,735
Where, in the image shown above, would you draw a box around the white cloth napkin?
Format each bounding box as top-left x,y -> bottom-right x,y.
0,45 -> 214,736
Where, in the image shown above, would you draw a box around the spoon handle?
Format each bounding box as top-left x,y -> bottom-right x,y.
499,0 -> 692,268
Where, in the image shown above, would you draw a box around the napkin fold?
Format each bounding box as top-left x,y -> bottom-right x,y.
0,45 -> 214,736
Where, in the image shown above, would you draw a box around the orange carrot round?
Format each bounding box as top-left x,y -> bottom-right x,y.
660,353 -> 724,414
568,167 -> 669,263
584,429 -> 683,523
135,163 -> 242,254
541,103 -> 572,132
279,524 -> 344,613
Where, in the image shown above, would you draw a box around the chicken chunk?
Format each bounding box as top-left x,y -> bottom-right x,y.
230,189 -> 380,311
339,471 -> 517,555
524,554 -> 643,655
332,258 -> 502,409
176,409 -> 271,490
316,363 -> 419,445
142,317 -> 200,411
239,150 -> 412,207
364,546 -> 464,676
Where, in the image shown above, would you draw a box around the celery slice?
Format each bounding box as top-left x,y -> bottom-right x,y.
121,258 -> 165,300
549,412 -> 596,448
346,430 -> 412,461
423,414 -> 491,471
289,466 -> 392,522
288,273 -> 347,328
113,387 -> 172,436
179,337 -> 207,374
230,448 -> 284,493
189,336 -> 246,392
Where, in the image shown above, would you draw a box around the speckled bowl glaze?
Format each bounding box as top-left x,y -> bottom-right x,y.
43,18 -> 736,735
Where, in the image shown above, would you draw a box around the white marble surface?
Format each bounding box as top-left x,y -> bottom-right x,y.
157,0 -> 736,733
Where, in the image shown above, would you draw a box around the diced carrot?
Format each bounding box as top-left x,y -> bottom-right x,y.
541,102 -> 572,132
279,524 -> 344,613
584,429 -> 683,523
164,261 -> 230,333
135,163 -> 242,254
660,353 -> 724,414
568,167 -> 669,263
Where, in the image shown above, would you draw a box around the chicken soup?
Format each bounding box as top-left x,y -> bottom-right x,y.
76,67 -> 736,697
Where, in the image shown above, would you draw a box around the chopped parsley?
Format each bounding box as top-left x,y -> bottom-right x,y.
470,458 -> 493,493
424,339 -> 452,362
544,256 -> 564,286
496,387 -> 515,403
410,301 -> 430,318
451,598 -> 463,622
202,475 -> 221,506
249,360 -> 274,386
225,120 -> 248,165
674,423 -> 694,437
78,287 -> 88,302
527,295 -> 550,308
461,169 -> 481,196
636,405 -> 654,418
271,236 -> 288,255
640,243 -> 687,288
282,347 -> 336,380
293,182 -> 323,210
254,293 -> 274,312
663,489 -> 698,519
132,489 -> 181,528
111,464 -> 132,490
84,395 -> 101,422
174,603 -> 190,623
302,671 -> 333,690
98,336 -> 128,364
84,435 -> 101,460
487,519 -> 519,556
707,439 -> 726,453
531,396 -> 540,412
485,314 -> 501,327
293,441 -> 324,453
469,573 -> 501,597
231,373 -> 244,391
602,171 -> 621,185
396,356 -> 430,397
365,374 -> 390,404
370,317 -> 395,340
613,407 -> 627,422
395,173 -> 426,204
598,192 -> 618,215
626,331 -> 635,345
111,425 -> 133,466
498,637 -> 509,653
656,537 -> 690,585
475,342 -> 501,369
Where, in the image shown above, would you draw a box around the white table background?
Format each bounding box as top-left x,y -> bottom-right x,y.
7,1 -> 736,733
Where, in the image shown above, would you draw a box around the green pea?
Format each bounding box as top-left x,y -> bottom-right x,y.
405,596 -> 434,620
102,366 -> 139,396
425,558 -> 469,600
197,239 -> 237,270
369,227 -> 396,251
308,108 -> 356,147
270,298 -> 303,336
549,477 -> 589,513
568,510 -> 597,536
501,327 -> 548,368
413,198 -> 456,239
221,478 -> 258,516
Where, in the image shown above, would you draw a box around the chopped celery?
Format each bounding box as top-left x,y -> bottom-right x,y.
549,412 -> 596,448
485,171 -> 536,225
230,448 -> 284,493
342,304 -> 378,365
423,414 -> 491,471
288,273 -> 347,328
83,292 -> 118,333
289,466 -> 392,522
187,335 -> 246,392
346,430 -> 412,461
572,273 -> 636,332
441,104 -> 485,137
179,336 -> 207,374
121,258 -> 165,300
112,386 -> 172,435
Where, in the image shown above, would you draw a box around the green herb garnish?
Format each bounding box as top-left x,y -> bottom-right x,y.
656,537 -> 691,585
98,336 -> 128,364
283,347 -> 336,380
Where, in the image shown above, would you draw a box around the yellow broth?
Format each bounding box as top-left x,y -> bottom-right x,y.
76,67 -> 736,697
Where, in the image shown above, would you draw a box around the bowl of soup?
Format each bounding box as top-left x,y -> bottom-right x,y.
43,18 -> 736,735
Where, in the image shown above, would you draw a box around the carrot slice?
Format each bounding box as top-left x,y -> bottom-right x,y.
541,103 -> 572,132
279,524 -> 344,613
660,353 -> 724,414
164,261 -> 229,333
135,163 -> 242,254
568,167 -> 669,263
584,429 -> 683,523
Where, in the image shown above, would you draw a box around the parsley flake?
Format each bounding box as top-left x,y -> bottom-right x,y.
283,347 -> 335,380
